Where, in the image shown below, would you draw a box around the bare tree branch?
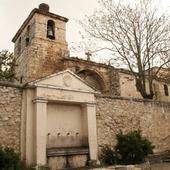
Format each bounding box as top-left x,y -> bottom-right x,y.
79,0 -> 170,99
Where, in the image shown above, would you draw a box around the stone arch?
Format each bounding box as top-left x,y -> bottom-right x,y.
47,20 -> 55,39
77,69 -> 106,92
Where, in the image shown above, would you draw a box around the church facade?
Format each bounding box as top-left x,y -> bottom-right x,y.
1,3 -> 170,169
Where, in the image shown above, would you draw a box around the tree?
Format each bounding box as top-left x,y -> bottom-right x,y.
0,50 -> 16,81
80,0 -> 170,99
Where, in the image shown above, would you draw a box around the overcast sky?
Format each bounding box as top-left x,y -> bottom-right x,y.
0,0 -> 170,54
0,0 -> 99,52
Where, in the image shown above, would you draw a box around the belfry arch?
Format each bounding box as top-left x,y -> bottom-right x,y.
77,69 -> 106,93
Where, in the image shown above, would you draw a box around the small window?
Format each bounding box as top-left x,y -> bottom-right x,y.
25,26 -> 30,46
25,37 -> 29,46
18,37 -> 21,54
47,20 -> 55,39
164,84 -> 169,96
20,76 -> 23,83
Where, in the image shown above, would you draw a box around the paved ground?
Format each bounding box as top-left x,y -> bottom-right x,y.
81,163 -> 170,170
151,163 -> 170,170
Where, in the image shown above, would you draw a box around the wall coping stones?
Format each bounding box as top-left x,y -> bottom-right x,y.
0,81 -> 23,88
96,94 -> 170,106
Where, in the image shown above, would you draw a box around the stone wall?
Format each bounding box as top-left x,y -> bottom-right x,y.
0,84 -> 22,152
96,95 -> 170,153
109,69 -> 120,96
1,81 -> 170,157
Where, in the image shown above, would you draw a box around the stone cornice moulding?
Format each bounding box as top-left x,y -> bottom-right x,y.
27,70 -> 100,94
32,97 -> 48,104
85,103 -> 96,107
34,84 -> 100,94
32,96 -> 96,105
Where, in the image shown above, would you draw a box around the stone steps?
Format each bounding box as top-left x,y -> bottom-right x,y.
47,147 -> 89,157
147,151 -> 170,164
162,156 -> 170,163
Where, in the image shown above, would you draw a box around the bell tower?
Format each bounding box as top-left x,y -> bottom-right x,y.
12,3 -> 69,83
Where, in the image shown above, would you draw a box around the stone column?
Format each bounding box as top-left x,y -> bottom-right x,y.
86,103 -> 98,163
33,97 -> 48,165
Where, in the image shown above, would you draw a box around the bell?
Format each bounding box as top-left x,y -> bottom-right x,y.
47,29 -> 53,36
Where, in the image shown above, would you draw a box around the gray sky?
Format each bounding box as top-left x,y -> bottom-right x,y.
0,0 -> 170,54
0,0 -> 98,52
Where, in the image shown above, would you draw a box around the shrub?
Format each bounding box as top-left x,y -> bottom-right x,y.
115,130 -> 154,165
100,144 -> 117,165
0,147 -> 20,170
96,130 -> 154,166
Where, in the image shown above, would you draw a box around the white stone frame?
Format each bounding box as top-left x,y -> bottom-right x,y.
21,70 -> 99,166
33,97 -> 98,165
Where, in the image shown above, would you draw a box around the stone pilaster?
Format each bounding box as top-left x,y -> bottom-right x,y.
86,103 -> 98,162
33,97 -> 48,165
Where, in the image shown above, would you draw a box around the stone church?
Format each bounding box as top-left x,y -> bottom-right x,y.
1,3 -> 170,170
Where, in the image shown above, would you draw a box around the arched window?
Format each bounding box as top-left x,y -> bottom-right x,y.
47,20 -> 55,39
164,84 -> 169,96
25,26 -> 30,46
77,69 -> 105,92
18,37 -> 21,54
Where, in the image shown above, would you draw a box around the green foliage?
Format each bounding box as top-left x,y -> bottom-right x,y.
0,50 -> 16,81
100,130 -> 154,166
115,130 -> 154,165
0,147 -> 20,170
100,145 -> 117,165
0,147 -> 45,170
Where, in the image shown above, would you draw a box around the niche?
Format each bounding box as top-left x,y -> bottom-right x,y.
18,37 -> 21,55
47,20 -> 55,39
47,103 -> 88,148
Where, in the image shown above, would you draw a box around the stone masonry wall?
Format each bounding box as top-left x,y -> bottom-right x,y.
109,69 -> 121,96
96,95 -> 170,153
63,57 -> 121,96
0,84 -> 22,152
1,82 -> 170,156
14,12 -> 68,84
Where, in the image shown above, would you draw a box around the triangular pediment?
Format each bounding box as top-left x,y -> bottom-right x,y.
29,70 -> 97,93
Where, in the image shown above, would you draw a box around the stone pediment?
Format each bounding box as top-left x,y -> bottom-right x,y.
28,70 -> 97,93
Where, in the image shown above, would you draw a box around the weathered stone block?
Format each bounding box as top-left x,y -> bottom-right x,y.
48,154 -> 88,169
68,155 -> 88,168
48,156 -> 66,170
115,165 -> 137,170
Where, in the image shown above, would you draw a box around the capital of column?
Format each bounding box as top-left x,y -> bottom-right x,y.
82,102 -> 96,108
33,97 -> 48,104
87,102 -> 96,107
